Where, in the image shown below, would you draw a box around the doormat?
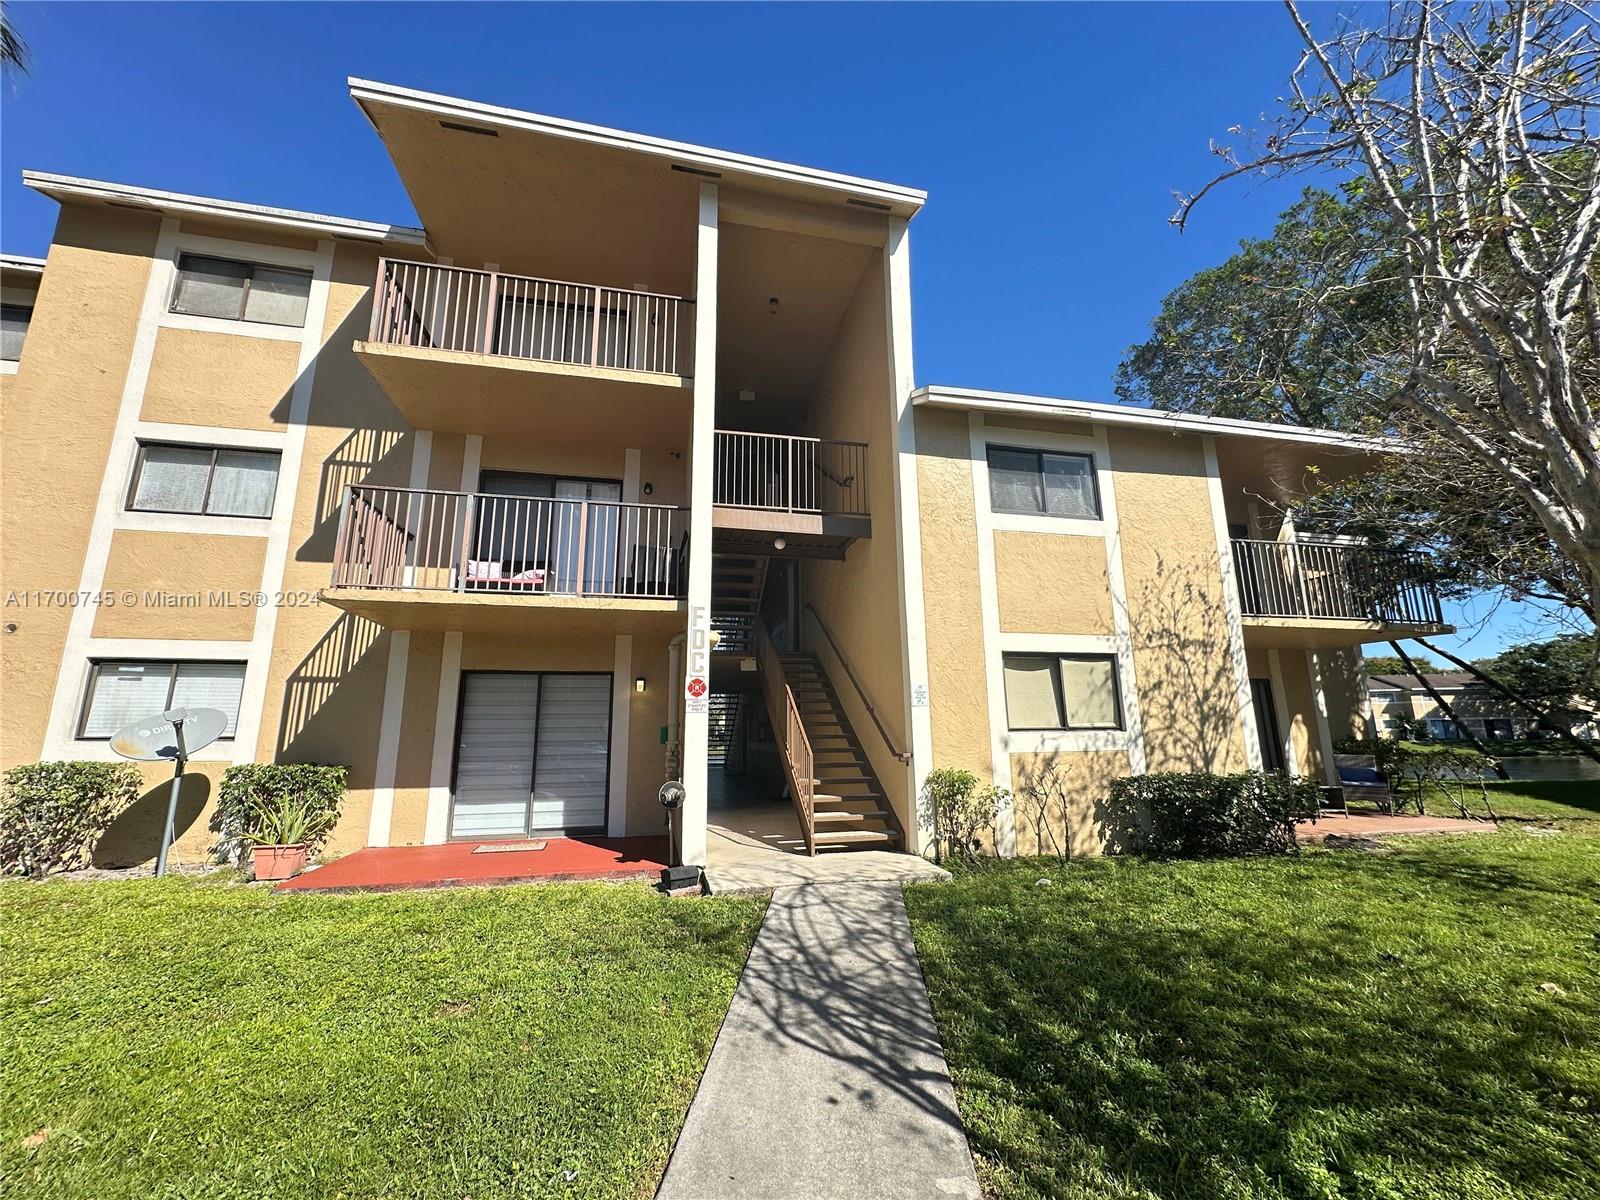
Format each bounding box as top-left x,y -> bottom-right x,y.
472,841 -> 548,854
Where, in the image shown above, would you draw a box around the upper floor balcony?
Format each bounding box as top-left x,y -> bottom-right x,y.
711,430 -> 870,558
1231,538 -> 1450,647
353,259 -> 695,446
322,484 -> 689,634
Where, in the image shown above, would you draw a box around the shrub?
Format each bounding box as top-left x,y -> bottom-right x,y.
920,766 -> 1008,862
1108,771 -> 1319,859
216,764 -> 347,863
0,761 -> 143,877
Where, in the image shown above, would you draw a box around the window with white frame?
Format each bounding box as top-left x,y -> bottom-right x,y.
78,661 -> 247,739
127,442 -> 281,518
170,253 -> 311,327
1001,653 -> 1123,731
1368,689 -> 1403,705
986,445 -> 1100,519
1,303 -> 32,361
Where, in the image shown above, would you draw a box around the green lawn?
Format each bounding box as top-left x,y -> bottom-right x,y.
905,832 -> 1600,1200
1416,778 -> 1600,824
0,876 -> 765,1200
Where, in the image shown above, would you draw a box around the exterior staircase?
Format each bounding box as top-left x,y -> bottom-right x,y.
775,651 -> 904,853
711,556 -> 769,655
707,692 -> 747,774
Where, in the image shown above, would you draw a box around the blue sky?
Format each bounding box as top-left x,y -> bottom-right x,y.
0,1 -> 1573,658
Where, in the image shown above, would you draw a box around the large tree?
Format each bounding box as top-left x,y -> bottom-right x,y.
1170,0 -> 1600,621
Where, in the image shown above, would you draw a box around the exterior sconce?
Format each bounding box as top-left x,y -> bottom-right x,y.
634,677 -> 647,693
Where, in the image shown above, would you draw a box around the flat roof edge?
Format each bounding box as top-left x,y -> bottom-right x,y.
348,77 -> 927,214
912,385 -> 1396,452
21,171 -> 429,246
1,253 -> 47,274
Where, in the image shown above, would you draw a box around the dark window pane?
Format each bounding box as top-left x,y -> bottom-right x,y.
987,447 -> 1043,513
242,266 -> 311,326
1042,453 -> 1098,518
1,304 -> 31,361
172,255 -> 249,319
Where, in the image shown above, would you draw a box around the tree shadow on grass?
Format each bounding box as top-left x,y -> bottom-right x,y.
908,853 -> 1599,1199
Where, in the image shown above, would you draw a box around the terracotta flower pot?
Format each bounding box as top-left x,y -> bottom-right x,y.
252,844 -> 309,881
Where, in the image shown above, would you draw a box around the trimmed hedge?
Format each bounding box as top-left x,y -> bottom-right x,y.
1109,771 -> 1319,858
0,761 -> 144,876
216,763 -> 347,863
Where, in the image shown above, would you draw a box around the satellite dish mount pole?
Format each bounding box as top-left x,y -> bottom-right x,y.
154,713 -> 189,879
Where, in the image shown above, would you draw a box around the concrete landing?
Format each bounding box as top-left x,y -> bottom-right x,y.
657,883 -> 980,1200
704,818 -> 950,895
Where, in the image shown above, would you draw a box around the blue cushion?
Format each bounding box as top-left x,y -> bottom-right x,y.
1339,767 -> 1385,785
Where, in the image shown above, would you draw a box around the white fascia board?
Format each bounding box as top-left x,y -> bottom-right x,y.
0,254 -> 47,275
348,77 -> 928,217
912,385 -> 1396,453
21,171 -> 428,247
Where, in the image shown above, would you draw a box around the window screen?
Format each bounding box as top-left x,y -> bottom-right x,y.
1,303 -> 32,361
171,254 -> 310,327
129,443 -> 280,518
79,661 -> 246,739
986,446 -> 1100,518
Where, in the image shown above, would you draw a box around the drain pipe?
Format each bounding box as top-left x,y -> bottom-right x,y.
666,632 -> 684,783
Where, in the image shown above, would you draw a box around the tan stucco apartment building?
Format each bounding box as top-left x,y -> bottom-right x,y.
0,80 -> 1450,870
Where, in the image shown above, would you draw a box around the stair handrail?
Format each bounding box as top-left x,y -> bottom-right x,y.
756,620 -> 816,854
802,603 -> 912,763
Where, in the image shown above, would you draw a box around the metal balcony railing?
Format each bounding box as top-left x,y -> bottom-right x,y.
331,485 -> 689,600
367,259 -> 693,376
1230,539 -> 1443,625
712,430 -> 869,517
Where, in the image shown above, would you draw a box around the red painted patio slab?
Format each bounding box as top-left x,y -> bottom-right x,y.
1296,813 -> 1494,843
275,836 -> 669,893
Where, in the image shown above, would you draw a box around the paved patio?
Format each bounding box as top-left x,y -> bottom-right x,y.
274,836 -> 669,892
1296,812 -> 1495,843
705,806 -> 950,894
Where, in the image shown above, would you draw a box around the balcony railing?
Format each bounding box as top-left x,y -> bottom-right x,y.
713,430 -> 869,517
331,485 -> 689,600
1231,539 -> 1443,626
367,259 -> 694,376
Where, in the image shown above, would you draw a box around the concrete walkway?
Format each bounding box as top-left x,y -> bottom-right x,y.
657,883 -> 980,1200
704,819 -> 951,894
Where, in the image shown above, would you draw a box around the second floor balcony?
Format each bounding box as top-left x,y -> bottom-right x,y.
354,259 -> 695,444
711,430 -> 871,558
323,484 -> 689,634
1231,538 -> 1449,647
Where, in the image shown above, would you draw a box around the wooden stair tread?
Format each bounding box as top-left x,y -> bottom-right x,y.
813,809 -> 894,824
813,830 -> 901,847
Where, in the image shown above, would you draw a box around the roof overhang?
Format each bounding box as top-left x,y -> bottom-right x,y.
21,171 -> 428,247
912,386 -> 1395,454
0,254 -> 46,277
349,78 -> 927,221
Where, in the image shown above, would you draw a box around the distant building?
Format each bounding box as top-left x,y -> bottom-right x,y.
1365,673 -> 1599,741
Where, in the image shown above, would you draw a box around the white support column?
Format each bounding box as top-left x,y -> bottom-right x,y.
367,630 -> 412,847
423,631 -> 463,844
884,217 -> 933,855
1202,435 -> 1263,771
679,182 -> 719,869
608,635 -> 633,837
1267,648 -> 1296,777
1307,649 -> 1340,784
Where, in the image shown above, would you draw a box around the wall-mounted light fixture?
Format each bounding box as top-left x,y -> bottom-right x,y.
768,296 -> 780,314
773,536 -> 787,551
635,677 -> 647,693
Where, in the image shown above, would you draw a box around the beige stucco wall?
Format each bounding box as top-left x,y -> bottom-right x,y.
140,327 -> 300,431
915,407 -> 991,779
1,207 -> 161,767
994,531 -> 1114,634
93,530 -> 266,640
800,246 -> 914,831
1009,749 -> 1131,857
1111,427 -> 1249,774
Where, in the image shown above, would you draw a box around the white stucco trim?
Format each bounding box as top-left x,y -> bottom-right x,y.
885,217 -> 932,854
0,360 -> 18,376
607,635 -> 633,837
1092,425 -> 1147,776
1203,435 -> 1263,772
367,630 -> 412,847
41,217 -> 183,762
423,631 -> 463,845
233,238 -> 335,764
129,421 -> 288,450
1267,648 -> 1297,777
968,412 -> 1015,855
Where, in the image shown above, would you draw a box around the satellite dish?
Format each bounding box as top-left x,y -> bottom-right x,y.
111,707 -> 229,762
110,707 -> 230,877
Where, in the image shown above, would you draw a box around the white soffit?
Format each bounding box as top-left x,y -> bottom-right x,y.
348,77 -> 928,218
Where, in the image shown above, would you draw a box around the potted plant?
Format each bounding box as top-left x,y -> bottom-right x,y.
245,795 -> 333,881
